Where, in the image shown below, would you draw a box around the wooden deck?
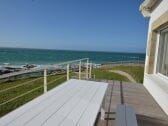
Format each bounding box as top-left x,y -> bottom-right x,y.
94,80 -> 168,126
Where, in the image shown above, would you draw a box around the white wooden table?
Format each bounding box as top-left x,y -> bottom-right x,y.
0,79 -> 108,126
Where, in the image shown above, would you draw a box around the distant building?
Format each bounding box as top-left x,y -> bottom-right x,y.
140,0 -> 168,115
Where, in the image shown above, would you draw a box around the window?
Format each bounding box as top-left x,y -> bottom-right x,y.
157,27 -> 168,77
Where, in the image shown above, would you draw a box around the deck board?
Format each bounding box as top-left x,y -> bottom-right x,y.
95,80 -> 168,126
1,79 -> 168,126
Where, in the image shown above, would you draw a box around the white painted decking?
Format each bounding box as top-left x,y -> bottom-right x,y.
0,79 -> 108,126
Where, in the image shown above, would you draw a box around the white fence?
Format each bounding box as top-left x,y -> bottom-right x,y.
103,60 -> 145,65
0,58 -> 93,110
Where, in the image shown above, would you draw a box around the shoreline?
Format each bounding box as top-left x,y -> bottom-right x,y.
0,62 -> 145,81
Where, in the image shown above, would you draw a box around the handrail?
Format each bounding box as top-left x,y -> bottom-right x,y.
103,60 -> 145,65
0,74 -> 66,106
0,58 -> 91,109
0,58 -> 89,79
43,58 -> 89,68
47,75 -> 66,85
0,76 -> 43,93
0,71 -> 67,94
0,85 -> 43,106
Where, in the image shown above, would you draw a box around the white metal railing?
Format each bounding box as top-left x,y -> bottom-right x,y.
0,76 -> 43,93
0,58 -> 92,109
0,58 -> 89,79
103,60 -> 145,65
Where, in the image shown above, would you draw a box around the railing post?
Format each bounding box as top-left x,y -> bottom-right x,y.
79,61 -> 81,80
44,69 -> 47,93
67,64 -> 69,81
86,59 -> 89,79
89,63 -> 92,78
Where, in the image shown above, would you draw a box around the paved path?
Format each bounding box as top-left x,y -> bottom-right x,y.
109,70 -> 136,83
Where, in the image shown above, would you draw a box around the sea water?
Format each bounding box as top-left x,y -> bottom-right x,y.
0,47 -> 145,66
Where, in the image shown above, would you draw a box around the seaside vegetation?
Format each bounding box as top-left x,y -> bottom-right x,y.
0,74 -> 66,117
93,64 -> 144,83
110,65 -> 144,83
93,69 -> 129,81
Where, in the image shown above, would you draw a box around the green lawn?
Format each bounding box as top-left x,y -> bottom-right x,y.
93,64 -> 144,83
93,69 -> 129,82
0,74 -> 66,117
111,65 -> 144,83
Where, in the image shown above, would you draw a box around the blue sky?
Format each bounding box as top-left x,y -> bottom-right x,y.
0,0 -> 148,53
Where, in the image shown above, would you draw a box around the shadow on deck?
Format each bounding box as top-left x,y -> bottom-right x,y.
92,80 -> 168,126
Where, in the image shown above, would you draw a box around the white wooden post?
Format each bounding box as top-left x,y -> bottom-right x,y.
101,108 -> 105,120
79,61 -> 81,80
44,69 -> 47,93
89,63 -> 92,78
86,59 -> 89,79
67,64 -> 69,81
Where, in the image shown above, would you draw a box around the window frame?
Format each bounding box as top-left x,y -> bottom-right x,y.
156,27 -> 168,78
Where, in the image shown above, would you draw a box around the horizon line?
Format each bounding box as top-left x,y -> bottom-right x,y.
0,46 -> 146,54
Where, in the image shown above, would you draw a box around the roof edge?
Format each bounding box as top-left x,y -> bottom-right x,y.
139,0 -> 162,18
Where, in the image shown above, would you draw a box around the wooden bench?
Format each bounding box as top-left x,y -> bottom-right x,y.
115,104 -> 138,126
0,79 -> 108,126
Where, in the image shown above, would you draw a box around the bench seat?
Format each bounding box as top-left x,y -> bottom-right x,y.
115,104 -> 138,126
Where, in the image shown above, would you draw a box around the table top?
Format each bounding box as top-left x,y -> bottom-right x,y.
0,79 -> 108,126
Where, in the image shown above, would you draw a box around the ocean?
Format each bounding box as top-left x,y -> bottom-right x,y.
0,47 -> 145,66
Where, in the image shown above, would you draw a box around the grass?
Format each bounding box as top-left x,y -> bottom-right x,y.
111,65 -> 144,83
93,69 -> 129,82
93,64 -> 144,83
0,74 -> 66,117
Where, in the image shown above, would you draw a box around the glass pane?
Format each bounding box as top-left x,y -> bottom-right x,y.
158,29 -> 168,77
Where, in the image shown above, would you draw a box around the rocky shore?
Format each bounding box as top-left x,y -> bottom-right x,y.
0,64 -> 37,75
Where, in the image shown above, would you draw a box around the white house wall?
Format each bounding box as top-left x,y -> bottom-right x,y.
145,0 -> 168,74
144,0 -> 168,116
